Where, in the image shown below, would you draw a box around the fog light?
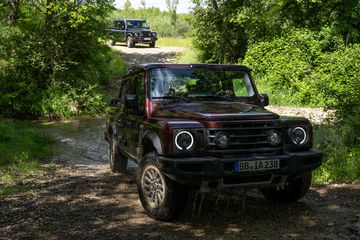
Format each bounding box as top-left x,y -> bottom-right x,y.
215,132 -> 230,149
267,130 -> 281,146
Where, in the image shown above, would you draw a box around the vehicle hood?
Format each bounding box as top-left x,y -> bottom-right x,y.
131,28 -> 153,32
152,101 -> 279,120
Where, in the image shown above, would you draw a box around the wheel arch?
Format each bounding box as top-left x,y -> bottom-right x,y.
142,131 -> 164,157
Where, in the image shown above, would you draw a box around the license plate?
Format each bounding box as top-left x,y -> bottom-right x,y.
144,38 -> 151,40
233,159 -> 280,172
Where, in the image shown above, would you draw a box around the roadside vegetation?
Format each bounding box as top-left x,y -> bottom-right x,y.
0,0 -> 126,120
0,0 -> 125,196
189,0 -> 360,182
0,120 -> 55,197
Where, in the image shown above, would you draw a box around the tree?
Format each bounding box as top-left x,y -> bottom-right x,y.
0,0 -> 119,118
141,0 -> 146,9
124,0 -> 132,11
190,0 -> 279,63
166,0 -> 179,26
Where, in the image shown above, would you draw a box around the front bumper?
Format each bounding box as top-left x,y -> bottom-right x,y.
158,150 -> 322,189
133,37 -> 157,43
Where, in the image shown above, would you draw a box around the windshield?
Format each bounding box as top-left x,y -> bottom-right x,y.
149,68 -> 255,100
126,20 -> 147,28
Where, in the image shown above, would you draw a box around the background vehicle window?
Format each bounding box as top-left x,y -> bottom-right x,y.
114,21 -> 125,30
126,21 -> 147,28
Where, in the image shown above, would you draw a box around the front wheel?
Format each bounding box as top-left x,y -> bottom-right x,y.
260,173 -> 312,203
127,37 -> 135,48
149,42 -> 155,48
109,137 -> 128,173
137,152 -> 188,221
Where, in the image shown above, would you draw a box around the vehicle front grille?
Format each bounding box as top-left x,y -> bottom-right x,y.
141,31 -> 151,37
207,120 -> 283,155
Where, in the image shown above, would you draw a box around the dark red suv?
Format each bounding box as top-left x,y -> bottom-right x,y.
105,63 -> 322,221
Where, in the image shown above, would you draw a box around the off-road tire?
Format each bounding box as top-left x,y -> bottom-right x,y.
260,173 -> 312,203
109,136 -> 128,173
149,42 -> 155,48
127,36 -> 135,48
137,152 -> 188,221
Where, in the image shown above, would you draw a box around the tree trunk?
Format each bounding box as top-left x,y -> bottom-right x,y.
7,0 -> 20,24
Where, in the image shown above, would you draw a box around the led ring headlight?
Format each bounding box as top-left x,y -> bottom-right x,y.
291,127 -> 307,145
175,131 -> 194,150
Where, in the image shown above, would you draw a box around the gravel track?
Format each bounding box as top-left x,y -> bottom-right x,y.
1,46 -> 359,240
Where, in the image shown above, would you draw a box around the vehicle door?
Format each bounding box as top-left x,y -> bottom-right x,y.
114,20 -> 126,42
117,71 -> 145,160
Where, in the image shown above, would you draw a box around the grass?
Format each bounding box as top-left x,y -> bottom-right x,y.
155,37 -> 200,63
312,123 -> 360,183
156,37 -> 192,48
0,120 -> 55,197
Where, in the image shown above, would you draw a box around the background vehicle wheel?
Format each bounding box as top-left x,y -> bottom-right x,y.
109,136 -> 128,173
260,173 -> 312,203
110,40 -> 116,46
137,152 -> 188,221
127,37 -> 135,48
149,42 -> 155,48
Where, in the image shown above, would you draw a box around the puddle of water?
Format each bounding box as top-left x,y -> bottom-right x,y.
32,117 -> 138,170
33,117 -> 108,165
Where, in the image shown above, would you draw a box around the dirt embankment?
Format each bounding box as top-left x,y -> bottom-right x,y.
1,45 -> 359,240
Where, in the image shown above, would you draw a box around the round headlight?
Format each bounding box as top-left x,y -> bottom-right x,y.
267,130 -> 281,146
291,127 -> 307,145
134,32 -> 139,37
175,131 -> 194,150
153,32 -> 157,36
215,132 -> 230,149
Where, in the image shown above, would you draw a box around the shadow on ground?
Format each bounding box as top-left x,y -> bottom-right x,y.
1,165 -> 359,240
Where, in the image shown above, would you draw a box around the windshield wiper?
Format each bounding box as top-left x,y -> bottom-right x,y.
153,96 -> 192,102
191,95 -> 234,101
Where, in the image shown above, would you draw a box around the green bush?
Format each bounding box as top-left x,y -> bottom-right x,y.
0,0 -> 126,119
313,121 -> 360,183
242,29 -> 346,107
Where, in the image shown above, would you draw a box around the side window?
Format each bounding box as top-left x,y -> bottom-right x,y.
121,72 -> 144,114
135,71 -> 145,113
115,21 -> 125,30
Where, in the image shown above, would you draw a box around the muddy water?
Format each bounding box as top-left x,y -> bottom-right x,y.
34,117 -> 109,166
34,117 -> 138,170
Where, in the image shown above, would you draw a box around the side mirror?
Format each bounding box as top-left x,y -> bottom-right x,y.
125,94 -> 138,109
260,94 -> 269,107
109,98 -> 121,107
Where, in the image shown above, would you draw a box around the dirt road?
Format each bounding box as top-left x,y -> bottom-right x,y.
111,44 -> 184,67
1,45 -> 359,240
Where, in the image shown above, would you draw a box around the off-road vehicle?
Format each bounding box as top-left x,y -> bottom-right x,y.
108,18 -> 157,48
105,63 -> 322,221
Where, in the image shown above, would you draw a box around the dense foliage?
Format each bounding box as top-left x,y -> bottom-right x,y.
191,0 -> 360,64
0,0 -> 126,119
109,6 -> 190,37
